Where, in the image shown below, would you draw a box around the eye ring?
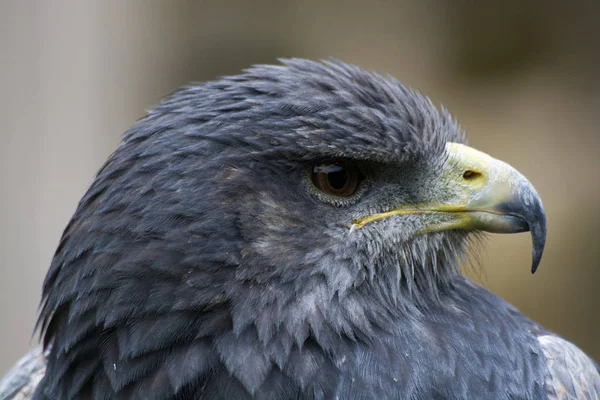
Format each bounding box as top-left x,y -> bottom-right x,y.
311,159 -> 364,198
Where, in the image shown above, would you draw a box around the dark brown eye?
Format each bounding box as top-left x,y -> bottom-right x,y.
312,160 -> 363,197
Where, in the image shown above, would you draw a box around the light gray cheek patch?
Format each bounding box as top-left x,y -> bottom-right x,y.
538,335 -> 600,400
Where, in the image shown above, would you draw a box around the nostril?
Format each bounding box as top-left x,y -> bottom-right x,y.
463,170 -> 482,180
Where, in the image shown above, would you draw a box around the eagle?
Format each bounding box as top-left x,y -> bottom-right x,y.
1,59 -> 598,399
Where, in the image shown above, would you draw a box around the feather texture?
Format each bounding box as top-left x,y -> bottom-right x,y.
0,59 -> 596,399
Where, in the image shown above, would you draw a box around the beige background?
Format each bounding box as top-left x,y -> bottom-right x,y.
1,0 -> 599,375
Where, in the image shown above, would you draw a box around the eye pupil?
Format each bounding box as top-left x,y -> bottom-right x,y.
327,166 -> 348,190
312,160 -> 363,198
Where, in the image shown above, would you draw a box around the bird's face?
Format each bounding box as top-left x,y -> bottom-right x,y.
188,60 -> 548,299
226,134 -> 545,297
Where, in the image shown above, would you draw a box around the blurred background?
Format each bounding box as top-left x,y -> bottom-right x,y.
1,0 -> 598,374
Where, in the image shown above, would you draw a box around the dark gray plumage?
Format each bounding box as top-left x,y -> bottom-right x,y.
1,59 -> 598,399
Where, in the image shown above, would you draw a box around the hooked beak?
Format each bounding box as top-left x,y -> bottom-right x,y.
351,143 -> 547,273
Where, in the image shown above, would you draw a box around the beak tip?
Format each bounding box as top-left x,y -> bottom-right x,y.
531,257 -> 541,274
529,217 -> 547,275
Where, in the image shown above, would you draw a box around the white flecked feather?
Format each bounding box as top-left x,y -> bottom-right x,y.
539,335 -> 600,400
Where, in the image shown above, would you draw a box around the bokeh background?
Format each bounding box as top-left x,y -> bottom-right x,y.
1,0 -> 599,375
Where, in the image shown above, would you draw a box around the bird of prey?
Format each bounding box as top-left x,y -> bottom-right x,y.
1,59 -> 598,400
